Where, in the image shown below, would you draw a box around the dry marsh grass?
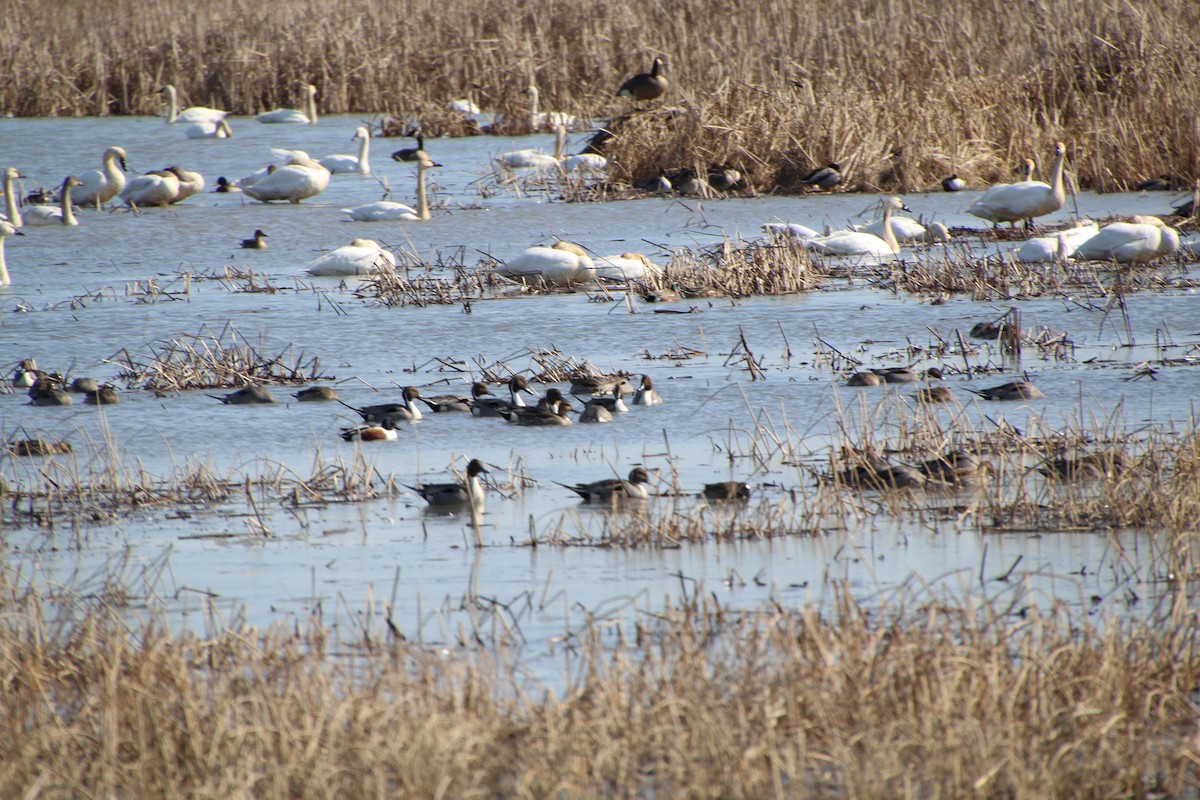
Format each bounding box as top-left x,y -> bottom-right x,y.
0,574 -> 1196,798
3,0 -> 1198,191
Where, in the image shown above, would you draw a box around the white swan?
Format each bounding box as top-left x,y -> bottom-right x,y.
118,170 -> 180,207
968,143 -> 1067,227
1073,216 -> 1180,264
499,240 -> 595,287
563,151 -> 608,173
319,126 -> 372,175
257,84 -> 318,124
1015,220 -> 1100,263
495,125 -> 564,169
343,154 -> 437,221
524,86 -> 577,131
162,166 -> 205,203
160,85 -> 227,125
0,220 -> 22,285
762,221 -> 821,239
305,238 -> 397,276
232,164 -> 275,189
242,155 -> 330,203
22,176 -> 82,226
2,167 -> 23,226
185,118 -> 233,139
854,215 -> 949,244
804,196 -> 909,257
73,147 -> 127,208
593,252 -> 662,282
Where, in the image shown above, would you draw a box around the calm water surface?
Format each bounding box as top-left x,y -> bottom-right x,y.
2,116 -> 1196,671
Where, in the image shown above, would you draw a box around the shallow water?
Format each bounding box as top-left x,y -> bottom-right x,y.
2,116 -> 1197,670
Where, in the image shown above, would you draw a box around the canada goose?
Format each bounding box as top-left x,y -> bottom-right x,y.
294,386 -> 339,402
241,229 -> 269,249
305,238 -> 396,276
339,418 -> 400,442
408,459 -> 488,508
0,221 -> 23,285
2,167 -> 23,226
257,84 -> 318,124
318,126 -> 372,175
799,163 -> 841,190
508,400 -> 573,426
966,380 -> 1045,401
1072,216 -> 1180,264
211,386 -> 277,404
344,386 -> 423,423
632,375 -> 662,406
941,174 -> 965,192
804,196 -> 910,257
499,240 -> 596,287
967,142 -> 1067,228
159,85 -> 227,125
638,169 -> 673,194
72,147 -> 128,208
617,57 -> 668,102
390,132 -> 426,162
343,152 -> 438,221
185,118 -> 233,139
83,385 -> 120,405
559,467 -> 651,502
701,481 -> 751,501
242,155 -> 330,203
22,176 -> 82,226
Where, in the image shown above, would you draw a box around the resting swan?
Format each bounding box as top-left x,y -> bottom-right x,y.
343,153 -> 438,221
319,127 -> 372,175
593,253 -> 662,282
185,118 -> 233,139
159,85 -> 227,125
23,176 -> 82,226
1015,220 -> 1100,263
0,220 -> 22,285
762,221 -> 820,240
3,167 -> 23,226
257,84 -> 318,124
1073,216 -> 1180,264
118,170 -> 180,207
495,125 -> 565,169
524,85 -> 576,131
242,155 -> 330,203
499,240 -> 595,287
804,196 -> 910,257
968,143 -> 1067,228
853,216 -> 950,244
73,146 -> 128,208
305,238 -> 397,276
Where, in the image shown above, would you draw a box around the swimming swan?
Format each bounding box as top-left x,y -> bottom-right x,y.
242,155 -> 330,203
73,146 -> 128,208
305,238 -> 397,276
2,167 -> 23,226
1073,216 -> 1180,264
968,143 -> 1067,227
257,84 -> 318,124
318,126 -> 372,174
159,85 -> 227,125
495,125 -> 565,169
524,85 -> 576,131
805,196 -> 910,257
0,220 -> 22,285
343,153 -> 437,221
499,240 -> 595,286
22,176 -> 82,226
185,118 -> 233,139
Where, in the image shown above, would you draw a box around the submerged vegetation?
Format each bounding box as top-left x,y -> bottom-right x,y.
3,0 -> 1199,191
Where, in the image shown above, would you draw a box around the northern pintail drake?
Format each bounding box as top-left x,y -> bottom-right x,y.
632,375 -> 662,405
967,380 -> 1045,401
83,385 -> 120,405
941,174 -> 965,192
872,366 -> 943,384
569,373 -> 633,397
212,385 -> 277,404
618,57 -> 668,102
340,418 -> 399,442
701,481 -> 751,501
508,399 -> 573,426
799,163 -> 841,190
560,467 -> 652,503
838,457 -> 926,490
345,386 -> 423,423
409,459 -> 488,508
575,383 -> 629,413
534,388 -> 575,414
294,386 -> 340,402
241,229 -> 268,249
421,382 -> 491,413
472,376 -> 536,417
1037,451 -> 1128,481
11,360 -> 39,388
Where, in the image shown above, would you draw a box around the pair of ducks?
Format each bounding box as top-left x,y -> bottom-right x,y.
845,366 -> 1044,402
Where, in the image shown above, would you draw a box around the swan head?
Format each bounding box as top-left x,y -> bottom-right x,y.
107,147 -> 129,171
4,167 -> 21,182
552,240 -> 588,259
1054,142 -> 1065,158
1130,215 -> 1166,227
884,196 -> 911,213
0,221 -> 23,237
350,238 -> 381,249
306,84 -> 318,97
353,126 -> 370,140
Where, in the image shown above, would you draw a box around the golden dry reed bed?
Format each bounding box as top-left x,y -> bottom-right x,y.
3,0 -> 1198,192
1,576 -> 1197,799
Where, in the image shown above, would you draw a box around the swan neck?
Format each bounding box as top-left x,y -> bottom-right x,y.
881,203 -> 899,253
165,87 -> 178,123
1050,150 -> 1066,203
3,173 -> 21,227
528,88 -> 540,120
415,163 -> 431,220
61,181 -> 76,226
307,87 -> 318,125
554,128 -> 565,160
0,237 -> 8,286
358,133 -> 370,173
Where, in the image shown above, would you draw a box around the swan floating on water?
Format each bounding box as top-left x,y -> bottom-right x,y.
2,167 -> 24,226
257,84 -> 318,124
343,153 -> 438,221
1073,216 -> 1180,264
804,196 -> 910,257
495,126 -> 565,169
185,118 -> 233,139
524,85 -> 577,131
967,143 -> 1067,228
318,126 -> 372,174
499,240 -> 595,287
305,238 -> 397,276
242,155 -> 330,203
159,85 -> 227,125
22,176 -> 82,226
72,147 -> 127,208
0,220 -> 22,285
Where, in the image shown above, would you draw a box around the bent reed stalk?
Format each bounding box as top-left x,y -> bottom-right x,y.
2,0 -> 1198,192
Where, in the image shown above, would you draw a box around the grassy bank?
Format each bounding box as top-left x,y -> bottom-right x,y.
0,575 -> 1196,798
2,0 -> 1198,192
